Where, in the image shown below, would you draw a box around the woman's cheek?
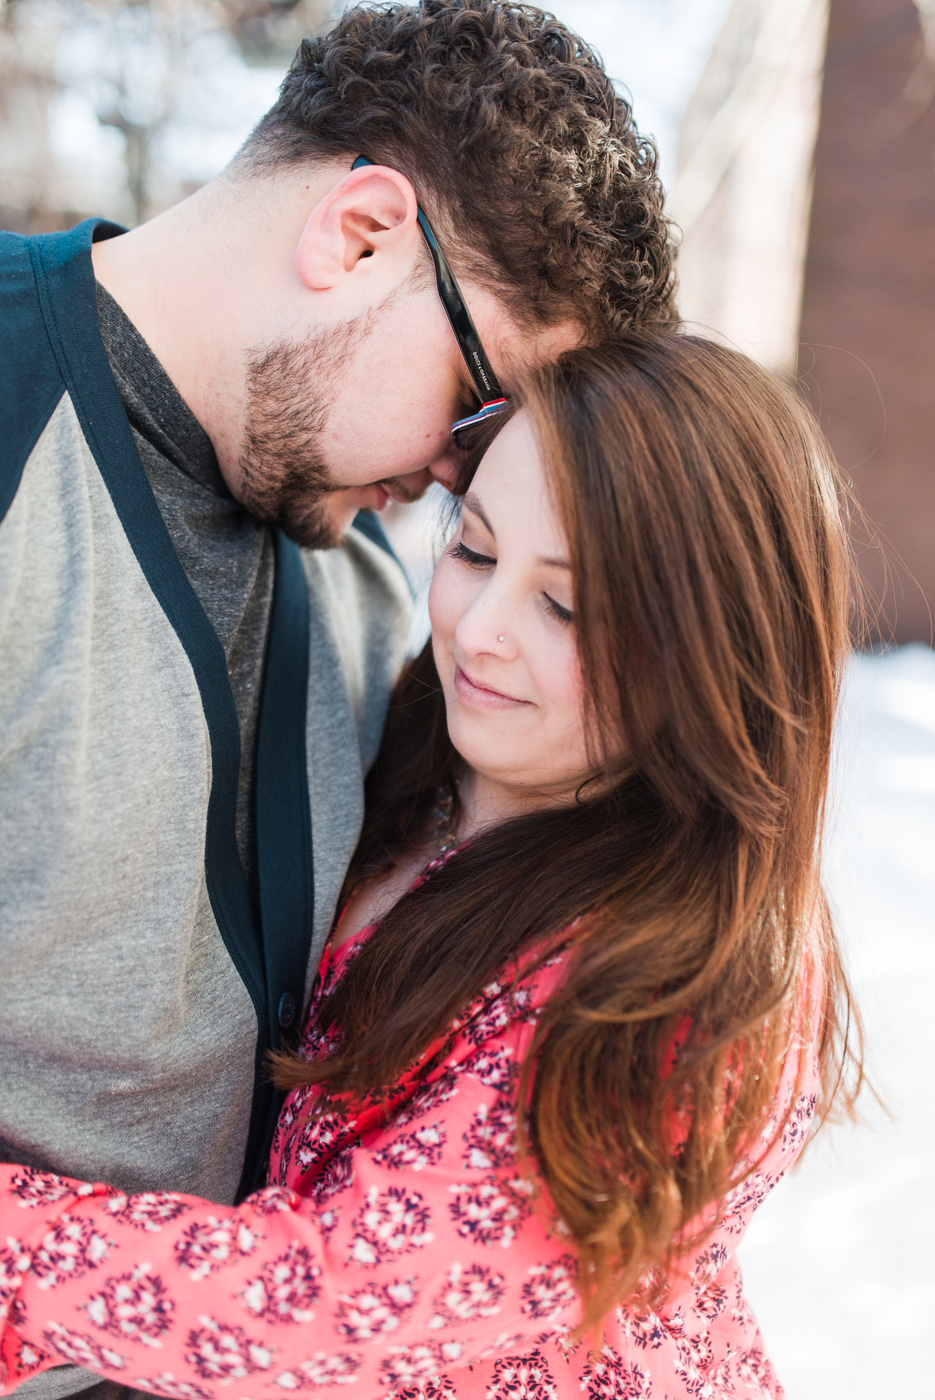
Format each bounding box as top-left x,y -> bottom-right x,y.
428,554 -> 471,667
545,633 -> 588,753
541,625 -> 582,705
427,556 -> 452,641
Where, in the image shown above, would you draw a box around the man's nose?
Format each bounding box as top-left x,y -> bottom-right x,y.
381,465 -> 435,503
428,449 -> 465,494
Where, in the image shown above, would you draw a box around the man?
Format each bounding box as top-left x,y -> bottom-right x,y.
0,3 -> 674,1398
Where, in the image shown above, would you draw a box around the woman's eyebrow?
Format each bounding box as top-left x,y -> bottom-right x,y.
464,491 -> 569,569
463,491 -> 494,536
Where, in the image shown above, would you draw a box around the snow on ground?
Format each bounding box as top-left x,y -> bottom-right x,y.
740,645 -> 935,1397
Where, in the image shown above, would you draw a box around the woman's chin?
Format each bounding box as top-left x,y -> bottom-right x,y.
447,717 -> 526,781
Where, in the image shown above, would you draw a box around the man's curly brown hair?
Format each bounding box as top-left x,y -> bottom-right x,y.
242,0 -> 676,336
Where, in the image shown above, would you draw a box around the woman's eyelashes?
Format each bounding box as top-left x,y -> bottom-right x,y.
451,540 -> 574,624
543,594 -> 574,625
451,539 -> 495,568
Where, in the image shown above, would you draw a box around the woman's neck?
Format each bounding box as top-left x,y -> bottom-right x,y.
334,767 -> 578,952
455,767 -> 578,841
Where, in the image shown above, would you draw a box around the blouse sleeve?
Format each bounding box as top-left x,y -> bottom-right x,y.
0,954 -> 824,1400
0,993 -> 579,1400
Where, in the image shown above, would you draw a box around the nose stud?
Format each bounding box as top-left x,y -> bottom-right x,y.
498,635 -> 505,643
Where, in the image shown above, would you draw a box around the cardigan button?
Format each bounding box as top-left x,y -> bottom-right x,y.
277,992 -> 296,1030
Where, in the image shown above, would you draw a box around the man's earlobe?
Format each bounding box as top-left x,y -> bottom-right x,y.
295,165 -> 419,293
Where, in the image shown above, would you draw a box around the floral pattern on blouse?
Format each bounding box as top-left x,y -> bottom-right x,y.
0,919 -> 817,1400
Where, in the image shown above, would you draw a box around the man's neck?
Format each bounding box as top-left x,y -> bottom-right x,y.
89,164 -> 343,491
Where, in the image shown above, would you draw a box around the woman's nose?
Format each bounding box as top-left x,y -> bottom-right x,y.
455,592 -> 515,658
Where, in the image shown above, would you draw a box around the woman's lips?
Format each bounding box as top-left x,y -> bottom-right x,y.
454,665 -> 530,711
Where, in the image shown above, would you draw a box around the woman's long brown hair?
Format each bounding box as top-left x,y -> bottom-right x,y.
275,333 -> 863,1328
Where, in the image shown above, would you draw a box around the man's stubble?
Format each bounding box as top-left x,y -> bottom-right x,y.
239,319 -> 355,551
238,283 -> 429,550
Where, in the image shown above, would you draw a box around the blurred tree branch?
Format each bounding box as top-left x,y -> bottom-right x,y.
0,0 -> 330,231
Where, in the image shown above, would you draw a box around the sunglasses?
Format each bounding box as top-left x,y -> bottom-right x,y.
352,157 -> 510,447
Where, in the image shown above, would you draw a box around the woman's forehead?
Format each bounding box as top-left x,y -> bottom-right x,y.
470,412 -> 568,557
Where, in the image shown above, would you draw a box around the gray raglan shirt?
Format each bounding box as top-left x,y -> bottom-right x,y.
0,220 -> 411,1400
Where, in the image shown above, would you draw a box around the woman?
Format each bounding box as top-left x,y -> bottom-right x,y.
0,333 -> 860,1400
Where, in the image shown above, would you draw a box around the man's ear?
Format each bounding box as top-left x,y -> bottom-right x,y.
296,164 -> 420,291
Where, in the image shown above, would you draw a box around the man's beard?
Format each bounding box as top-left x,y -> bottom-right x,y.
238,301 -> 426,550
238,321 -> 352,550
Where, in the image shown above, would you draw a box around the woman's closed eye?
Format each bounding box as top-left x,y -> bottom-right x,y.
543,594 -> 573,625
451,540 -> 573,623
451,539 -> 495,568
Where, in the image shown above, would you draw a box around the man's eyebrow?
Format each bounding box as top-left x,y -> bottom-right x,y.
463,491 -> 494,535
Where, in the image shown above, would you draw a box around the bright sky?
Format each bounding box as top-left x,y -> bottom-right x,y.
50,0 -> 732,200
543,0 -> 732,184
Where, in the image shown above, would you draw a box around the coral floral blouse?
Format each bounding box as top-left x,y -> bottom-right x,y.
0,892 -> 817,1400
